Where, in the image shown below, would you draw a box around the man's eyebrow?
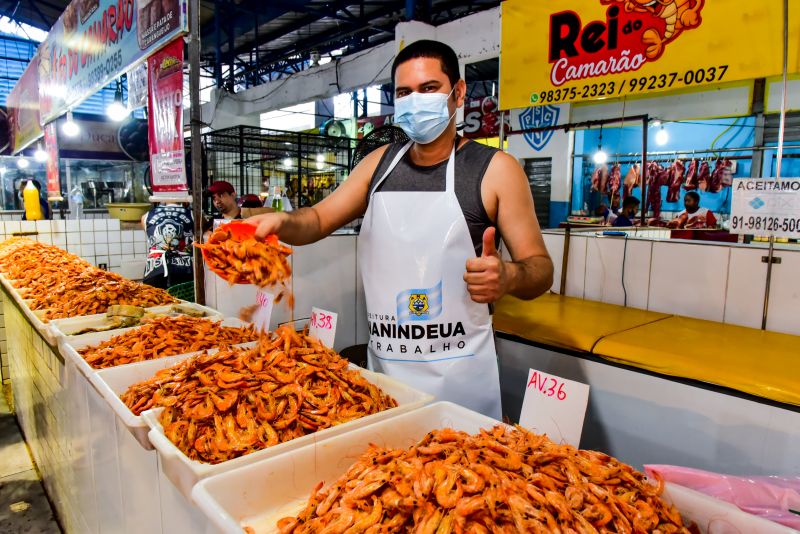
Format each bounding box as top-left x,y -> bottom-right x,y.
395,79 -> 442,91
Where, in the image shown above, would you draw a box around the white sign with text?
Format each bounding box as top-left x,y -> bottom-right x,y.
309,307 -> 338,348
519,368 -> 590,447
252,288 -> 276,332
730,178 -> 800,238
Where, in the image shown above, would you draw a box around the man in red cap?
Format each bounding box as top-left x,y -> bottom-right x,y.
207,180 -> 241,220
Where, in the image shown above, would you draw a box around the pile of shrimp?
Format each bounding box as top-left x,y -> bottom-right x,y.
0,238 -> 176,320
196,227 -> 292,289
275,426 -> 691,534
79,315 -> 259,369
120,325 -> 397,464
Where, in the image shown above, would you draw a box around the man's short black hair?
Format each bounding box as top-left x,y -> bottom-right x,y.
392,39 -> 461,89
622,196 -> 640,209
685,191 -> 700,202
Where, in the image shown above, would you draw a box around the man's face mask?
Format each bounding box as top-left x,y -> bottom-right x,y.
393,87 -> 456,144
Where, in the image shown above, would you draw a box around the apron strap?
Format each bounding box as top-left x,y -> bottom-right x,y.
369,141 -> 413,198
369,139 -> 458,196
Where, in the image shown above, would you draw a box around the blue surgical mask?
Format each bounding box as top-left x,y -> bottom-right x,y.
393,88 -> 456,144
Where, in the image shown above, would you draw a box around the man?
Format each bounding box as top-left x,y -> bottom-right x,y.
141,202 -> 194,289
208,180 -> 241,220
668,191 -> 717,229
248,40 -> 553,418
612,196 -> 640,227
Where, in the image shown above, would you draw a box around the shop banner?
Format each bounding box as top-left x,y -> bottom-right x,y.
462,96 -> 510,139
500,0 -> 800,109
7,54 -> 42,154
43,123 -> 61,199
148,38 -> 187,193
730,178 -> 800,239
37,0 -> 187,124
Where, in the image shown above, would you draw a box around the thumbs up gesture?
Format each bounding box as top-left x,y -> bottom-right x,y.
464,227 -> 508,304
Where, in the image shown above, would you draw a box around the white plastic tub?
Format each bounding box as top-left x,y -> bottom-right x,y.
59,316 -> 252,381
49,301 -> 221,339
91,340 -> 258,450
143,366 -> 434,499
191,402 -> 498,534
20,299 -> 59,345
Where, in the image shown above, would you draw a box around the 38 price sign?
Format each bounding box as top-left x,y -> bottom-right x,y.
519,368 -> 590,447
309,307 -> 337,349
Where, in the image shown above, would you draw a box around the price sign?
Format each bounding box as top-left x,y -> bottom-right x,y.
252,288 -> 276,333
309,307 -> 337,348
731,178 -> 800,239
519,369 -> 590,447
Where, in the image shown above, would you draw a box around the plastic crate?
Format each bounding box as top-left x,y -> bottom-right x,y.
167,281 -> 194,302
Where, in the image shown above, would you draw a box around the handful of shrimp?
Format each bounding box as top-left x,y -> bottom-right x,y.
196,224 -> 292,289
275,426 -> 692,534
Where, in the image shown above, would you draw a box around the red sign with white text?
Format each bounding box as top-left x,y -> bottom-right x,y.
148,38 -> 187,193
44,123 -> 61,199
462,96 -> 510,139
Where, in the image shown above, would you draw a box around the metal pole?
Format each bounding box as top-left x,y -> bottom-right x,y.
239,125 -> 245,194
641,115 -> 648,225
189,0 -> 205,305
761,0 -> 789,330
213,0 -> 221,88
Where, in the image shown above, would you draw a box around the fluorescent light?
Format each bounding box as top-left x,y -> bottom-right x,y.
17,158 -> 29,169
283,157 -> 293,168
593,149 -> 608,165
34,144 -> 48,162
655,127 -> 669,146
316,153 -> 325,163
62,111 -> 80,137
106,100 -> 129,121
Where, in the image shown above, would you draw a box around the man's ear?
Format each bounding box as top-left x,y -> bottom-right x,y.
454,79 -> 467,108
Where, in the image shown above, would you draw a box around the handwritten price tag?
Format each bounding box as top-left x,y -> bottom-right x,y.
252,288 -> 276,333
309,306 -> 337,348
518,368 -> 590,447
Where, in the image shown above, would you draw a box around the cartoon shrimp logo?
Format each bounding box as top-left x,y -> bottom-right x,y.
603,0 -> 704,60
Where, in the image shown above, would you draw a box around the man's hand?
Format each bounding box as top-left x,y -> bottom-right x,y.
464,227 -> 509,304
246,211 -> 289,240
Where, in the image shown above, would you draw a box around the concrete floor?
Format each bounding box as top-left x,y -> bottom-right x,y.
0,389 -> 61,534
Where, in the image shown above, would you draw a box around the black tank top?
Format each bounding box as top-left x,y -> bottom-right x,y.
367,139 -> 500,256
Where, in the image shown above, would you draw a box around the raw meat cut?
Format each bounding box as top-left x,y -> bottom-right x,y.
666,159 -> 685,202
607,163 -> 621,197
591,164 -> 608,192
697,161 -> 711,191
645,161 -> 665,221
623,163 -> 640,198
683,159 -> 698,190
708,158 -> 732,192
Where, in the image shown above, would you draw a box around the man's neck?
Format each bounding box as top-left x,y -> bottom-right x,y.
686,207 -> 699,214
409,124 -> 458,166
223,207 -> 240,219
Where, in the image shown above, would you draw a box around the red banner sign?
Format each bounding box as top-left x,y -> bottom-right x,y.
462,96 -> 509,139
147,38 -> 187,193
44,123 -> 61,199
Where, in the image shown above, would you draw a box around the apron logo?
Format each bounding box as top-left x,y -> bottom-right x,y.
520,105 -> 560,151
396,281 -> 442,324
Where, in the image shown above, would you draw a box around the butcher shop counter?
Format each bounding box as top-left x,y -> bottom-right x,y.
493,292 -> 800,477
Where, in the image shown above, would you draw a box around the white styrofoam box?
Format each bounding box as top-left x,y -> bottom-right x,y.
20,220 -> 37,233
51,220 -> 66,233
108,242 -> 121,255
5,221 -> 21,234
65,220 -> 80,232
648,241 -> 730,322
50,301 -> 222,340
115,414 -> 163,534
121,242 -> 134,254
79,219 -> 94,231
20,299 -> 60,345
661,483 -> 796,534
192,402 -> 497,534
35,220 -> 51,233
91,332 -> 254,450
93,219 -> 106,231
94,243 -> 109,255
584,236 -> 652,309
724,247 -> 767,330
107,218 -> 120,231
94,231 -> 108,244
144,366 -> 434,499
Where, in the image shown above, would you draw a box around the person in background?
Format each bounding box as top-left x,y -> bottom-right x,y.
20,179 -> 51,220
668,191 -> 717,229
612,196 -> 640,227
207,180 -> 241,220
239,194 -> 263,209
141,203 -> 194,289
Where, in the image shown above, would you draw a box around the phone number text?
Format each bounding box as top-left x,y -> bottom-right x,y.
731,215 -> 800,234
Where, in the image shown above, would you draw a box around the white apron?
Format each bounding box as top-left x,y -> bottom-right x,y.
358,142 -> 502,419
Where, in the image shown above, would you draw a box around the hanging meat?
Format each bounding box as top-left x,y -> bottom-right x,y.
683,158 -> 698,190
623,163 -> 641,198
645,161 -> 665,221
666,159 -> 686,203
708,158 -> 732,192
697,161 -> 711,191
607,163 -> 621,198
590,164 -> 608,192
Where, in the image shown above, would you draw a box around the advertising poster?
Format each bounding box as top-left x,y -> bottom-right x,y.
500,0 -> 800,109
7,54 -> 42,153
37,0 -> 187,124
147,38 -> 187,193
43,122 -> 61,199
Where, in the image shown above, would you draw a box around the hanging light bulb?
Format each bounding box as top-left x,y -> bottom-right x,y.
62,110 -> 80,137
593,125 -> 608,165
651,119 -> 662,128
283,157 -> 293,168
655,126 -> 669,146
316,153 -> 325,163
106,79 -> 129,122
34,144 -> 48,162
17,158 -> 29,169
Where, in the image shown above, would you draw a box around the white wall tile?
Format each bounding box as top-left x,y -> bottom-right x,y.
80,231 -> 94,244
135,240 -> 147,254
108,231 -> 121,243
66,232 -> 80,245
94,232 -> 108,244
81,244 -> 95,257
96,256 -> 109,267
121,230 -> 133,243
20,220 -> 36,232
67,244 -> 80,254
121,254 -> 135,263
95,243 -> 109,255
133,230 -> 146,243
38,235 -> 52,245
5,221 -> 20,233
648,241 -> 730,322
83,255 -> 95,265
79,220 -> 94,231
66,220 -> 80,232
107,219 -> 120,231
108,243 -> 121,255
51,220 -> 66,233
52,235 -> 67,247
121,243 -> 134,254
35,220 -> 51,233
93,219 -> 106,231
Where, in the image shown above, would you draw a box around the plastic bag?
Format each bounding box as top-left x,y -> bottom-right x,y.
645,465 -> 800,529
